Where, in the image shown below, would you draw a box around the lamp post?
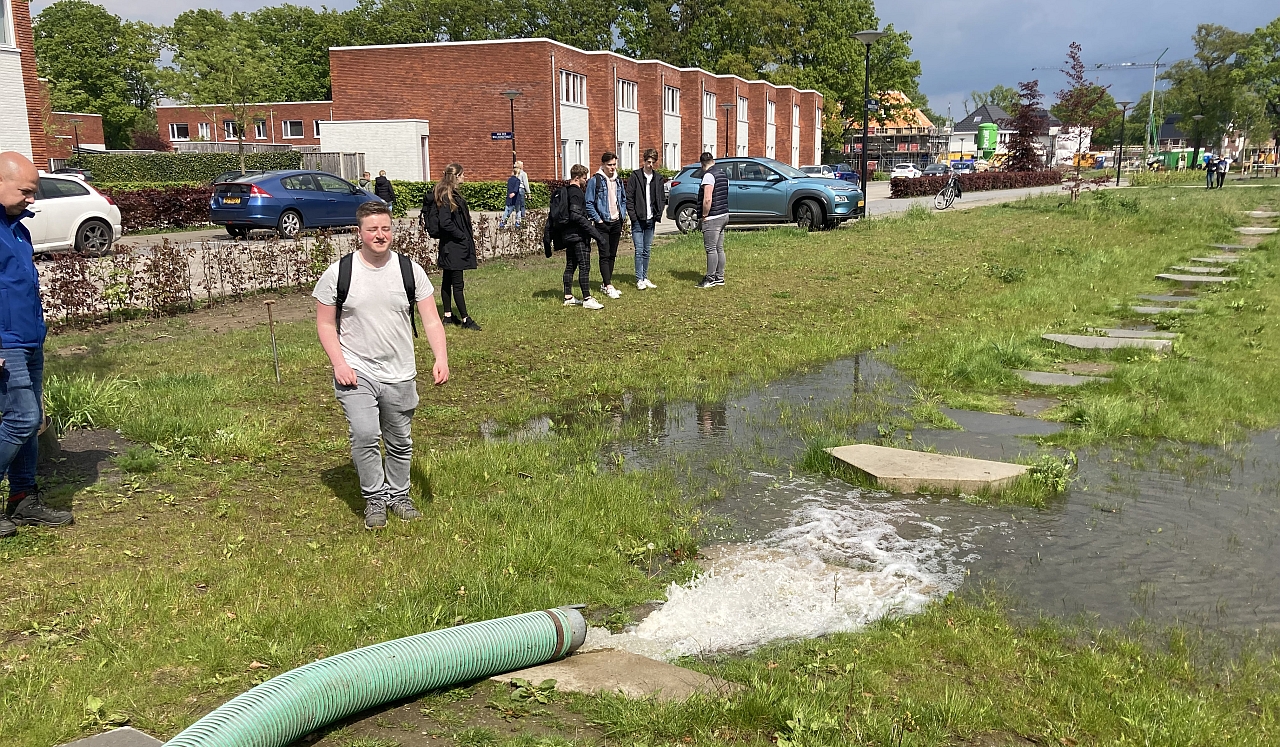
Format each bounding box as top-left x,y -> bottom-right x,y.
853,29 -> 885,187
1190,113 -> 1205,170
502,89 -> 521,167
720,101 -> 735,157
1114,101 -> 1131,187
69,118 -> 82,154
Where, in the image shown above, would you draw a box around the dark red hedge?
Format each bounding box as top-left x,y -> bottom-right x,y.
889,170 -> 1064,198
100,185 -> 214,233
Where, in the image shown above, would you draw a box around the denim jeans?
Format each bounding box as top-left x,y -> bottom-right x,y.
501,205 -> 525,226
0,346 -> 44,497
334,373 -> 419,507
632,218 -> 656,281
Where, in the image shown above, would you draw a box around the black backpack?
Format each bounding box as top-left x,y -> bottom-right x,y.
334,252 -> 418,338
548,185 -> 571,228
419,190 -> 443,239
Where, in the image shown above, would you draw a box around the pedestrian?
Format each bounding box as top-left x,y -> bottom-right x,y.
625,148 -> 667,290
500,163 -> 526,229
0,152 -> 73,538
358,171 -> 373,191
433,163 -> 481,330
515,160 -> 530,204
696,151 -> 730,288
585,151 -> 626,299
1205,154 -> 1216,189
374,169 -> 396,211
1217,156 -> 1229,188
555,164 -> 606,309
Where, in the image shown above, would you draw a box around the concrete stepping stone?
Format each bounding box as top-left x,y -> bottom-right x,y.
1090,328 -> 1177,339
1242,211 -> 1279,218
1189,256 -> 1240,264
1042,333 -> 1172,352
1062,361 -> 1116,375
496,649 -> 741,701
1208,243 -> 1248,251
1169,265 -> 1225,274
1156,273 -> 1236,286
1235,227 -> 1278,235
58,728 -> 162,747
1137,294 -> 1196,303
1130,305 -> 1200,315
1015,370 -> 1111,386
826,443 -> 1028,494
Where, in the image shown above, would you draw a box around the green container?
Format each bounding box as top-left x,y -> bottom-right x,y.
977,122 -> 998,158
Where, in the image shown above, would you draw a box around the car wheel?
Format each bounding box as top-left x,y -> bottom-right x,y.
675,204 -> 700,234
227,226 -> 247,240
74,219 -> 113,255
277,210 -> 303,240
795,199 -> 823,231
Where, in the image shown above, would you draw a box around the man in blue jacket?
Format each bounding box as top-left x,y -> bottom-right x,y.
0,152 -> 73,538
584,152 -> 626,300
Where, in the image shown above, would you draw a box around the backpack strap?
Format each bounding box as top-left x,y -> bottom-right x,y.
334,252 -> 354,335
397,252 -> 419,338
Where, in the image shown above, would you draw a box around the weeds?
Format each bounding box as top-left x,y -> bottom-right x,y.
43,374 -> 133,431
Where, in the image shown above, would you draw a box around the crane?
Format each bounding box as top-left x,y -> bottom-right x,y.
1091,49 -> 1169,164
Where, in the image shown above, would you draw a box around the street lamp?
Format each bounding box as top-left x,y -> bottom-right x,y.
69,118 -> 82,153
720,101 -> 735,157
502,89 -> 521,167
1114,101 -> 1131,187
853,29 -> 885,189
1191,113 -> 1205,168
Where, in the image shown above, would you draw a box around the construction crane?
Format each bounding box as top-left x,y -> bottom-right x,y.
1091,49 -> 1168,164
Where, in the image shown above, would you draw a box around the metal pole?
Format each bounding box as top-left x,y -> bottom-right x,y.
265,300 -> 281,384
861,43 -> 871,187
509,97 -> 517,167
1116,106 -> 1127,187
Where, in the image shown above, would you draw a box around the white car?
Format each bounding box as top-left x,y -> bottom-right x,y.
801,164 -> 837,179
23,174 -> 122,254
890,163 -> 923,179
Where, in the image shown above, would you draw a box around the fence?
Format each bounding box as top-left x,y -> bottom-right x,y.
174,142 -> 296,154
301,152 -> 365,180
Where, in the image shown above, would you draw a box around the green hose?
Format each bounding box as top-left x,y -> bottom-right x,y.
166,607 -> 587,747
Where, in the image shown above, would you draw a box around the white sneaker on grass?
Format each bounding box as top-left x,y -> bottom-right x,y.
643,278 -> 657,289
582,297 -> 604,310
603,285 -> 622,299
563,297 -> 581,306
637,280 -> 647,291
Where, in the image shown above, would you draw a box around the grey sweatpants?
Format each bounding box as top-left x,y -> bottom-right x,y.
702,213 -> 728,281
335,374 -> 419,507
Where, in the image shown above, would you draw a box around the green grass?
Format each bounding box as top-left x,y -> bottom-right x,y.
4,185 -> 1280,745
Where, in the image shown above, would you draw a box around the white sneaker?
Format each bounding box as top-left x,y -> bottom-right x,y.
563,297 -> 580,306
637,280 -> 647,291
643,278 -> 658,289
582,297 -> 604,310
604,285 -> 622,299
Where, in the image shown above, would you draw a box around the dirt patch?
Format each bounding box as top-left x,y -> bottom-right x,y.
183,291 -> 316,334
1060,362 -> 1116,376
1007,396 -> 1060,417
956,733 -> 1040,747
39,428 -> 134,499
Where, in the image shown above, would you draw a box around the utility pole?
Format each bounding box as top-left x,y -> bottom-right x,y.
1091,50 -> 1167,166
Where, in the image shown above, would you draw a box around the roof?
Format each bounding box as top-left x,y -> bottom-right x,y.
1158,114 -> 1185,141
845,91 -> 934,130
953,104 -> 1012,132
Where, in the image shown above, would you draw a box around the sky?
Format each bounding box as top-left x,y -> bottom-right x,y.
32,0 -> 1280,122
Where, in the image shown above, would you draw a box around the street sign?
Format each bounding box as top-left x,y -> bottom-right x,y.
491,132 -> 514,140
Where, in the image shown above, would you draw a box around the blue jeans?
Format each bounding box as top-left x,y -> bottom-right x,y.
501,205 -> 525,226
632,218 -> 656,281
0,346 -> 44,497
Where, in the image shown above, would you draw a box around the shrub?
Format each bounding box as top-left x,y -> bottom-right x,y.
100,185 -> 213,232
889,170 -> 1063,198
67,152 -> 301,183
389,180 -> 552,215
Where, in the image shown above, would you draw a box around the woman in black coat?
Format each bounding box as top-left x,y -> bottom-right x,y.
434,162 -> 480,330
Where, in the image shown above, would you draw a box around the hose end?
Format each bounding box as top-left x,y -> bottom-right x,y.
557,606 -> 588,653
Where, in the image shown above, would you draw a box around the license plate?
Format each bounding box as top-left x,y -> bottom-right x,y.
223,197 -> 241,204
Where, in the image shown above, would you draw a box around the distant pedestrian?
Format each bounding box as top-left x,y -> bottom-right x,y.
374,170 -> 396,211
500,163 -> 526,228
433,163 -> 481,330
696,151 -> 729,288
313,201 -> 449,530
515,160 -> 530,203
625,148 -> 667,290
553,164 -> 606,309
585,152 -> 626,299
1205,155 -> 1217,189
358,171 -> 372,191
1217,156 -> 1230,188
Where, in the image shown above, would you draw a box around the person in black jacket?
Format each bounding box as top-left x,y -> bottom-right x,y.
374,170 -> 396,211
624,148 -> 667,290
434,163 -> 480,330
557,164 -> 606,310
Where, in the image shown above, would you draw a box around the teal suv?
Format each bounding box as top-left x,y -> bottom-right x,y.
666,157 -> 865,233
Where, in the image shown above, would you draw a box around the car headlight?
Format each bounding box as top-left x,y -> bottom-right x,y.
833,195 -> 848,203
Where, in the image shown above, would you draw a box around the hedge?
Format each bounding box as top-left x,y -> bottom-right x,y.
67,152 -> 302,184
389,180 -> 552,215
100,185 -> 214,233
889,170 -> 1063,198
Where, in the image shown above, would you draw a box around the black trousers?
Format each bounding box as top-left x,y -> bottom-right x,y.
563,240 -> 591,298
593,219 -> 623,286
440,268 -> 468,319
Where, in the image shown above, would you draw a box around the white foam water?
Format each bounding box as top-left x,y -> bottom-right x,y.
584,477 -> 966,660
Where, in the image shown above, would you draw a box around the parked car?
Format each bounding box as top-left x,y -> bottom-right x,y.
890,163 -> 923,179
666,157 -> 865,233
23,173 -> 121,254
51,167 -> 94,182
951,161 -> 977,175
922,163 -> 952,177
211,170 -> 267,185
828,163 -> 861,186
801,164 -> 837,179
209,170 -> 384,239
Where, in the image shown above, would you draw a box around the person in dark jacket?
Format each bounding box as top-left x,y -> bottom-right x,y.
434,163 -> 480,330
625,148 -> 667,290
374,170 -> 396,210
558,164 -> 606,310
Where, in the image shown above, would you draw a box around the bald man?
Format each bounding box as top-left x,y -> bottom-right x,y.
0,152 -> 73,538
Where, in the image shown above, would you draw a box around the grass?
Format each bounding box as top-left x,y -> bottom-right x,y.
4,185 -> 1280,746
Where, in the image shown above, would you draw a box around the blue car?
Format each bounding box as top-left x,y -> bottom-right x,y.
210,170 -> 384,239
829,162 -> 862,186
666,157 -> 865,233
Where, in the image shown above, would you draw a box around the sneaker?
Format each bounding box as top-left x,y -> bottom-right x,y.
461,317 -> 482,331
442,313 -> 462,326
563,297 -> 581,306
637,280 -> 647,291
364,501 -> 387,530
711,277 -> 726,287
7,492 -> 74,527
696,276 -> 715,289
582,297 -> 604,310
643,278 -> 658,289
0,515 -> 15,539
603,285 -> 622,299
388,500 -> 422,521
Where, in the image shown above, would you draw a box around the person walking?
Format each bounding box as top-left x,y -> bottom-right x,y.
585,152 -> 626,299
555,164 -> 606,309
696,151 -> 730,288
374,169 -> 396,211
314,201 -> 449,529
358,171 -> 373,191
515,160 -> 530,204
500,163 -> 526,229
1204,154 -> 1217,189
432,163 -> 481,330
625,148 -> 667,290
1217,156 -> 1230,188
0,152 -> 74,538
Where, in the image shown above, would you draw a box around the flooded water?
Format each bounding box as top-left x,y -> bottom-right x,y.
508,356 -> 1280,658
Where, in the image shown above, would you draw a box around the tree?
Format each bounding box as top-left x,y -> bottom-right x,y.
1238,16 -> 1280,154
966,84 -> 1020,115
1054,42 -> 1117,200
1161,24 -> 1250,166
1003,81 -> 1045,172
250,5 -> 349,102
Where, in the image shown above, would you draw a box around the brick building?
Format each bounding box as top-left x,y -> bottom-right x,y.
45,111 -> 106,160
156,101 -> 338,149
0,0 -> 47,165
159,38 -> 823,182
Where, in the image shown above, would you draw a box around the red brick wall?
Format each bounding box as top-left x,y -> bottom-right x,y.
46,112 -> 105,160
13,0 -> 46,166
156,102 -> 336,149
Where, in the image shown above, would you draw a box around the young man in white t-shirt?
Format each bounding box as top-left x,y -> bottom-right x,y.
313,201 -> 449,529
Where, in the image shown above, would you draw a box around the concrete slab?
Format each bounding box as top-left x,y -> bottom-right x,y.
1208,243 -> 1248,251
1042,333 -> 1172,352
1188,256 -> 1240,263
938,407 -> 1065,436
1169,265 -> 1226,274
1130,306 -> 1201,315
1136,294 -> 1197,303
1242,211 -> 1279,218
1008,396 -> 1060,417
1062,361 -> 1117,375
826,443 -> 1028,494
493,649 -> 741,701
1235,227 -> 1278,235
1156,273 -> 1237,285
58,728 -> 162,747
1091,328 -> 1178,339
1015,370 -> 1112,386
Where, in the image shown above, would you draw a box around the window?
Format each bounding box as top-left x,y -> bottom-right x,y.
738,96 -> 748,122
703,91 -> 716,119
315,174 -> 354,193
314,120 -> 324,137
0,0 -> 10,46
792,104 -> 800,127
737,162 -> 774,182
169,122 -> 190,141
767,100 -> 775,126
617,80 -> 637,112
282,120 -> 303,139
254,120 -> 266,140
224,120 -> 240,140
197,122 -> 211,140
664,86 -> 680,115
38,177 -> 90,199
560,71 -> 586,106
281,175 -> 316,191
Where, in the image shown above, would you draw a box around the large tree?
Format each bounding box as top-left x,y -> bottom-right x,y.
1003,81 -> 1045,172
966,84 -> 1020,115
1238,16 -> 1280,153
1161,23 -> 1250,165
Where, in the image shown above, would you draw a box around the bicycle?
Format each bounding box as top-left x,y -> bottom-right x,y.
934,172 -> 962,210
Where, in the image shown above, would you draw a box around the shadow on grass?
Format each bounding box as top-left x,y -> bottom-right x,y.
320,463 -> 364,517
665,269 -> 704,283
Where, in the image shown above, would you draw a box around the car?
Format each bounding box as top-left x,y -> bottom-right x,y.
210,170 -> 267,185
922,163 -> 952,177
890,163 -> 923,179
23,173 -> 122,254
209,170 -> 384,239
52,167 -> 94,182
665,156 -> 865,233
951,161 -> 977,175
828,163 -> 862,185
801,164 -> 837,179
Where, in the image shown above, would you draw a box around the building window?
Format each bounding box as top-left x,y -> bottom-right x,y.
664,142 -> 678,165
792,104 -> 800,127
575,140 -> 584,167
767,100 -> 775,125
664,86 -> 680,116
197,122 -> 211,140
0,0 -> 11,46
737,144 -> 747,156
617,80 -> 638,112
560,71 -> 586,106
703,91 -> 716,119
738,96 -> 748,122
314,120 -> 324,137
169,122 -> 190,141
254,120 -> 267,139
282,120 -> 303,139
224,120 -> 240,140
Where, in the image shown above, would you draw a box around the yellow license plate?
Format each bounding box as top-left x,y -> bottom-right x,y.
857,200 -> 865,207
224,197 -> 241,204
